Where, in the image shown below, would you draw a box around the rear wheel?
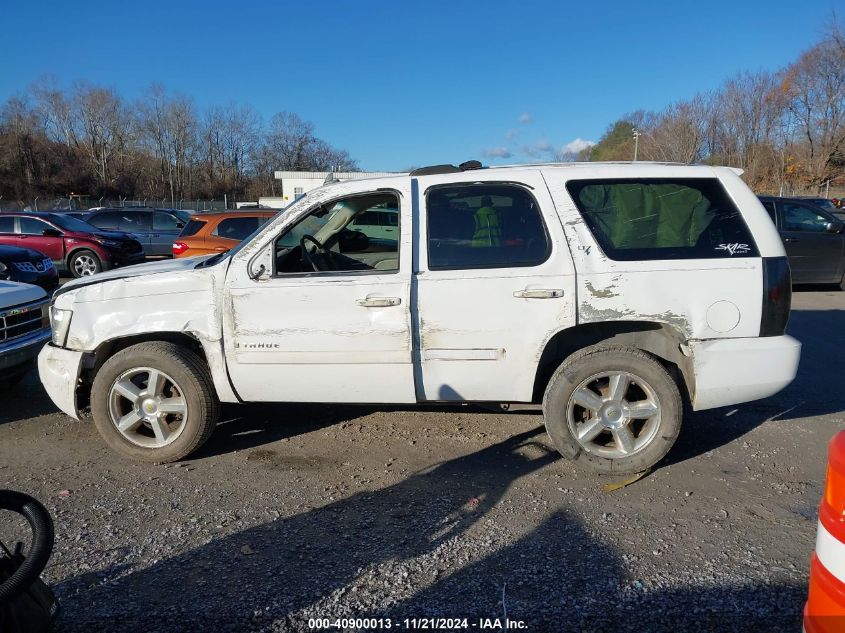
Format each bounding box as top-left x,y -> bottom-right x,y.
543,346 -> 682,474
69,249 -> 101,277
91,342 -> 219,462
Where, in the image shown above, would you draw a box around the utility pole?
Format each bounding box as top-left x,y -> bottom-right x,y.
632,128 -> 640,162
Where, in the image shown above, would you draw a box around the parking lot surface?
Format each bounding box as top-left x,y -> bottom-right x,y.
1,287 -> 842,632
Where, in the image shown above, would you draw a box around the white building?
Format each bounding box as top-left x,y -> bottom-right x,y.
270,170 -> 396,206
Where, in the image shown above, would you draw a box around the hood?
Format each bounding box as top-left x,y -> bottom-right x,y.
56,254 -> 218,298
0,280 -> 48,308
0,244 -> 46,261
64,229 -> 135,241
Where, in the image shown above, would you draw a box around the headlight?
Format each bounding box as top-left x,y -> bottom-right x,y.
50,307 -> 73,347
98,239 -> 121,248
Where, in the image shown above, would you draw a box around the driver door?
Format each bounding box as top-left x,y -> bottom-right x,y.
222,184 -> 416,403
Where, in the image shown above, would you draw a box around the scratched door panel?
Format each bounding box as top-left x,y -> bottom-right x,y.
414,169 -> 577,402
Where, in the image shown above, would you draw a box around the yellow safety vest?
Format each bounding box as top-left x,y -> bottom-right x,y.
472,206 -> 502,247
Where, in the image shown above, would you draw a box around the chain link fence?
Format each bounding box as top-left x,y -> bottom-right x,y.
0,197 -> 234,213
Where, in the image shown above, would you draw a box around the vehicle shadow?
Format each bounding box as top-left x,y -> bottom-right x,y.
374,512 -> 804,632
54,424 -> 805,632
197,401 -> 520,459
195,402 -> 378,458
55,429 -> 560,631
666,307 -> 845,467
0,371 -> 58,425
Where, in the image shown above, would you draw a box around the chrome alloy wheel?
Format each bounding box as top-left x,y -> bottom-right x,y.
566,370 -> 661,459
108,367 -> 188,448
73,254 -> 98,276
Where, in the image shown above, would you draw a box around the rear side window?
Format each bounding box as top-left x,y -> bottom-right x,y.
567,179 -> 759,260
426,184 -> 550,269
88,212 -> 119,229
214,217 -> 261,241
0,217 -> 13,233
116,212 -> 151,232
179,219 -> 207,237
153,212 -> 181,231
760,200 -> 776,223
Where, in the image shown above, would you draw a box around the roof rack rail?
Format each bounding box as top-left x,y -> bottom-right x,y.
410,160 -> 484,177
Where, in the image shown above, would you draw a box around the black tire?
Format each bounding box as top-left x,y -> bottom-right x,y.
91,342 -> 219,462
542,346 -> 682,474
68,249 -> 102,278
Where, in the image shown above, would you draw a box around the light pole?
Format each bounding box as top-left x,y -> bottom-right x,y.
632,128 -> 640,162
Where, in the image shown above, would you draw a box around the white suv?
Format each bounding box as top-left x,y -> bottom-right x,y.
38,162 -> 801,473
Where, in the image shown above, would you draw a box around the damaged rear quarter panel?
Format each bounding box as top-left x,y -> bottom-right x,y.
541,166 -> 764,340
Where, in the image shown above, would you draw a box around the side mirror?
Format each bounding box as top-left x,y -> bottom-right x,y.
338,229 -> 369,253
42,228 -> 62,237
825,222 -> 843,234
176,222 -> 185,229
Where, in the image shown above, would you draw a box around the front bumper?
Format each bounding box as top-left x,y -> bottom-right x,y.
37,344 -> 84,419
0,328 -> 51,377
690,334 -> 801,410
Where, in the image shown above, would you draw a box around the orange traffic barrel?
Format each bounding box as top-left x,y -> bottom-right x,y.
805,431 -> 845,633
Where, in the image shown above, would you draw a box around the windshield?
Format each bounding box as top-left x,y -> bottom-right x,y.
48,213 -> 104,234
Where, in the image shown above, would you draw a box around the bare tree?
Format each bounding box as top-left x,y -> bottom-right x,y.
782,30 -> 845,190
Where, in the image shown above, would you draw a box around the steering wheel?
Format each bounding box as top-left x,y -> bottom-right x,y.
300,234 -> 334,272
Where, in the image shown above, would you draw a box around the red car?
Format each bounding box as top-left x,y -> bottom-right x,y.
0,212 -> 145,277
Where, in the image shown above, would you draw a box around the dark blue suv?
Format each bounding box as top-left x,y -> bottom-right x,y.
85,208 -> 191,257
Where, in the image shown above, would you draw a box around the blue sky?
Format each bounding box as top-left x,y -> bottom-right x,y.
1,0 -> 840,171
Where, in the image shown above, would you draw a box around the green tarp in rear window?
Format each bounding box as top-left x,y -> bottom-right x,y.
566,179 -> 758,260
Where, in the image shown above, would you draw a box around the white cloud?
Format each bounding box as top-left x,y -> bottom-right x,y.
518,112 -> 533,124
522,139 -> 554,159
561,138 -> 595,155
482,146 -> 512,159
504,128 -> 519,141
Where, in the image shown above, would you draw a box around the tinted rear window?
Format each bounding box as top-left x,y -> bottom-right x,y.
566,178 -> 758,260
180,219 -> 207,237
0,217 -> 13,233
214,216 -> 262,241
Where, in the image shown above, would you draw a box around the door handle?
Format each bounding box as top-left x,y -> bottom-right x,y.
513,289 -> 564,299
213,247 -> 228,251
784,238 -> 799,243
357,297 -> 401,307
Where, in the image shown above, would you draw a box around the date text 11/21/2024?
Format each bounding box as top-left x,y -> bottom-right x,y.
307,617 -> 529,630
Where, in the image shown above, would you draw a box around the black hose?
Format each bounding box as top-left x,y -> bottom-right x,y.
0,490 -> 54,604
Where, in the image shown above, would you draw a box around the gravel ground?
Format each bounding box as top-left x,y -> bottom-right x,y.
1,287 -> 842,632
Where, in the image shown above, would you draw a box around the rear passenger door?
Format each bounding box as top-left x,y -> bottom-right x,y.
414,171 -> 576,402
778,201 -> 845,283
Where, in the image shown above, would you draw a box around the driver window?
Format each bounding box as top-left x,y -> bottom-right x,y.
782,203 -> 830,232
274,192 -> 400,274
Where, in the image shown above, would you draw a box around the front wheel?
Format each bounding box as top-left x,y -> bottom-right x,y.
542,346 -> 682,474
91,342 -> 219,462
69,249 -> 101,277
